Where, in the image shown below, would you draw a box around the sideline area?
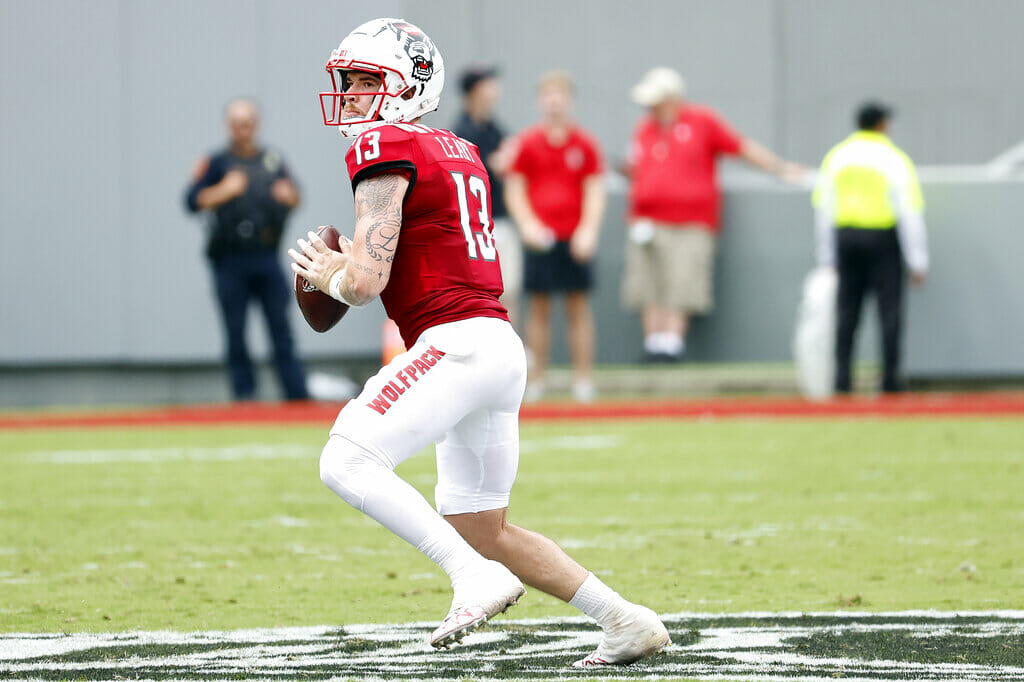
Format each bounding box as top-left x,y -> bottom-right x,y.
2,391 -> 1023,429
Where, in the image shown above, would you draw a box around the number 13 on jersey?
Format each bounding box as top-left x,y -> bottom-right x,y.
450,172 -> 497,261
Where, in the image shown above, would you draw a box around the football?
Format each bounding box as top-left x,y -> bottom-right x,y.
293,225 -> 349,333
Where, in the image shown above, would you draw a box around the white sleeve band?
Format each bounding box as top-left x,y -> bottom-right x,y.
896,212 -> 929,274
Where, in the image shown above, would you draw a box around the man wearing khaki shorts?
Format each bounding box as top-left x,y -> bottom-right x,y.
624,67 -> 802,361
623,222 -> 715,341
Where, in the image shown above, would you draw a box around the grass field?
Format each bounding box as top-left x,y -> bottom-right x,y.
2,415 -> 1022,634
2,405 -> 1024,675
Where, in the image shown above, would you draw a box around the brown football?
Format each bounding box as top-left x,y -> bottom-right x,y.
294,225 -> 349,333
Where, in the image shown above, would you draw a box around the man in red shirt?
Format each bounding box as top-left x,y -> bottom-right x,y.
624,67 -> 802,362
289,19 -> 668,667
506,71 -> 606,402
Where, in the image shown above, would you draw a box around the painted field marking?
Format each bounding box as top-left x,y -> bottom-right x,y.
2,611 -> 1023,681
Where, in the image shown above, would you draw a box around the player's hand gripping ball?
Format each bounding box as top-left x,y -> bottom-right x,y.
292,225 -> 349,332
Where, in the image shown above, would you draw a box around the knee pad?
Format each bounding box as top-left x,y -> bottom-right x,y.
319,435 -> 393,510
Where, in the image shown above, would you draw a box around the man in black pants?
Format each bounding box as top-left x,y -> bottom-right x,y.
812,103 -> 929,393
185,98 -> 309,401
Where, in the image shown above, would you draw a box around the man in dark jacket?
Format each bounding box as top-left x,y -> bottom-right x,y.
185,98 -> 308,401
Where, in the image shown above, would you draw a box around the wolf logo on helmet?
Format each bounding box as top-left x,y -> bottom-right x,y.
405,41 -> 435,82
374,20 -> 436,83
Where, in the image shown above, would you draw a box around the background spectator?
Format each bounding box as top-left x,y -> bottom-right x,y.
451,66 -> 523,329
505,71 -> 606,402
813,102 -> 929,393
184,98 -> 308,401
623,67 -> 803,362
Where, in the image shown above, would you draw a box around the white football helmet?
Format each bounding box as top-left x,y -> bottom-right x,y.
320,18 -> 445,137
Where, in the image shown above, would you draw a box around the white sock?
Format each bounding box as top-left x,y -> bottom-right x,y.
568,572 -> 626,623
417,530 -> 484,589
643,334 -> 661,354
663,333 -> 684,356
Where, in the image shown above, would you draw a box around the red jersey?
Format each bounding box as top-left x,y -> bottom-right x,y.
628,105 -> 742,231
509,125 -> 603,241
345,123 -> 508,346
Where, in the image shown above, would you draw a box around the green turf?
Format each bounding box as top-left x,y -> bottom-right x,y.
1,417 -> 1022,634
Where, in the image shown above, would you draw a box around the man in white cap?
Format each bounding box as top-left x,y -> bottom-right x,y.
622,67 -> 802,362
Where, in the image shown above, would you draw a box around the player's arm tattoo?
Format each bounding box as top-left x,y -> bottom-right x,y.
354,173 -> 404,266
348,261 -> 377,278
339,172 -> 406,306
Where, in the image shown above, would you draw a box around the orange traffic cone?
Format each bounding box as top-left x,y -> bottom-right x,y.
382,319 -> 406,365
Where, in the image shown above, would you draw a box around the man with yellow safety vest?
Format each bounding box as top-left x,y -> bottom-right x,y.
812,102 -> 929,394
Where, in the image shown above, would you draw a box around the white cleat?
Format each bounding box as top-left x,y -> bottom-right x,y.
429,560 -> 525,649
572,603 -> 671,667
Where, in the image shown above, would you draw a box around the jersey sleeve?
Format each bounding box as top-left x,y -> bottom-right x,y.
580,132 -> 604,177
706,109 -> 743,156
894,151 -> 925,215
892,151 -> 928,273
184,151 -> 226,213
345,126 -> 419,191
509,132 -> 533,176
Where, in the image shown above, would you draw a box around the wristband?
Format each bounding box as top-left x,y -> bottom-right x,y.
328,268 -> 348,302
328,268 -> 367,308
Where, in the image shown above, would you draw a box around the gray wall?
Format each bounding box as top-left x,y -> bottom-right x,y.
2,0 -> 1023,375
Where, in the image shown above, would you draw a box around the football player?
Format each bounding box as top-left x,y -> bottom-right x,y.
288,18 -> 670,667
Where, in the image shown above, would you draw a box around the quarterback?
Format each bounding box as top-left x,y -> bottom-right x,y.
288,18 -> 670,667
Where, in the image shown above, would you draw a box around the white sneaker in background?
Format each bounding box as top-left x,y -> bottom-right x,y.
306,372 -> 359,401
572,378 -> 597,404
524,381 -> 545,403
572,603 -> 671,667
429,560 -> 525,649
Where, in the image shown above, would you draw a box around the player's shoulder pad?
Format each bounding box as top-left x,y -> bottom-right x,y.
450,130 -> 479,153
365,123 -> 416,144
345,124 -> 417,165
346,124 -> 420,189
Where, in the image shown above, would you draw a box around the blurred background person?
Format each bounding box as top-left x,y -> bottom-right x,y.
813,102 -> 928,394
452,66 -> 523,330
506,71 -> 606,402
623,67 -> 803,363
184,98 -> 309,402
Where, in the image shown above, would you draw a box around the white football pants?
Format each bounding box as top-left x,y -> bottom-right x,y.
318,317 -> 526,579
